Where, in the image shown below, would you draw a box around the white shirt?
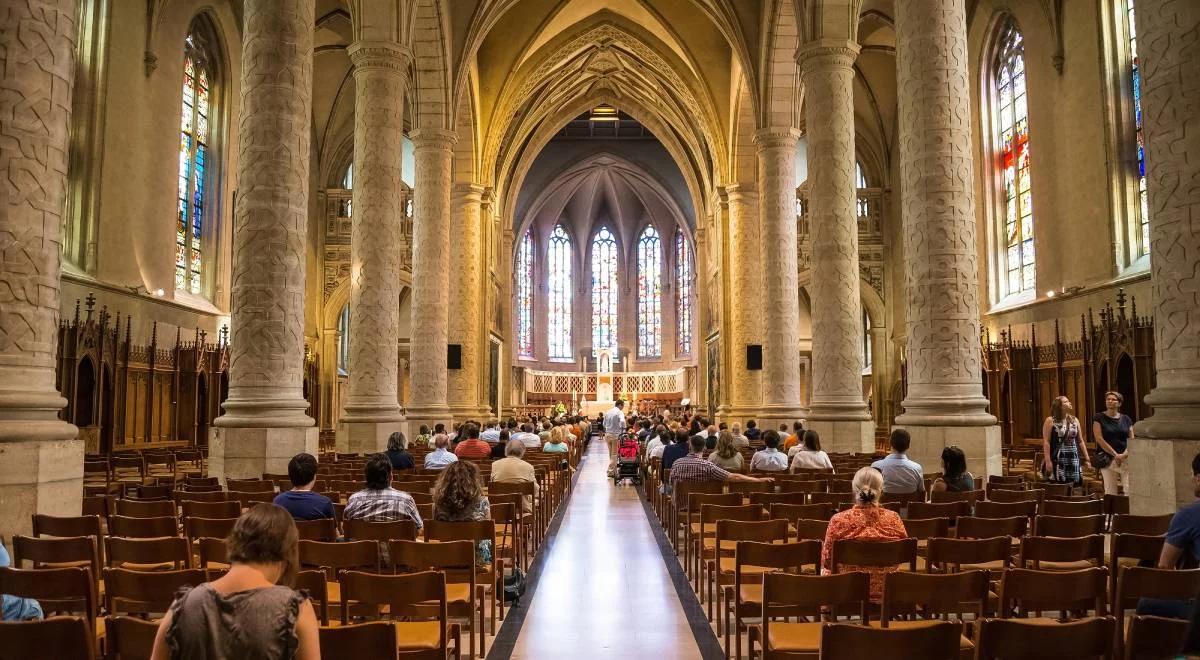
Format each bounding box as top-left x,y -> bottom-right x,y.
646,436 -> 665,455
732,434 -> 749,448
790,449 -> 834,471
424,448 -> 459,469
749,448 -> 789,472
514,432 -> 541,449
603,407 -> 627,435
480,427 -> 502,442
649,443 -> 667,460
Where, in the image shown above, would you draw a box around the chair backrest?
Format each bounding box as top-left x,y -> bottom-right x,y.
1111,514 -> 1173,536
700,503 -> 763,526
31,514 -> 102,540
229,490 -> 276,508
831,538 -> 918,573
115,499 -> 176,519
777,479 -> 828,494
0,616 -> 96,660
880,570 -> 989,622
1019,534 -> 1106,569
294,518 -> 338,542
1036,514 -> 1105,537
1103,493 -> 1131,517
0,566 -> 96,622
974,616 -> 1115,659
130,484 -> 173,501
226,479 -> 275,493
343,518 -> 419,544
925,536 -> 1012,573
108,515 -> 178,539
686,492 -> 742,519
390,539 -> 476,588
734,540 -> 821,580
902,517 -> 950,542
794,518 -> 831,542
105,536 -> 191,570
338,569 -> 448,650
196,537 -> 228,570
908,501 -> 969,521
1041,498 -> 1104,518
975,499 -> 1038,520
997,567 -> 1109,617
1114,566 -> 1200,619
879,490 -> 924,506
11,535 -> 100,583
988,487 -> 1043,504
103,567 -> 206,616
104,615 -> 161,660
956,515 -> 1028,540
298,540 -> 380,579
819,621 -> 961,660
749,492 -> 810,507
317,621 -> 397,660
1124,615 -> 1189,660
174,490 -> 230,504
929,489 -> 982,506
767,502 -> 833,522
82,495 -> 113,518
715,519 -> 789,549
761,571 -> 870,621
423,520 -> 497,552
180,500 -> 241,520
184,516 -> 238,542
294,570 -> 329,626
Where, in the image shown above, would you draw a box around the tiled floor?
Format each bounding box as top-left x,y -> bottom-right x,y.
508,440 -> 704,659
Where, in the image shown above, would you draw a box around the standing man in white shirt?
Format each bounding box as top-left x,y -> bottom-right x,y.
604,400 -> 627,477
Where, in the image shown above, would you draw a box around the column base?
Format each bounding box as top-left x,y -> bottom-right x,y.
0,437 -> 84,538
807,419 -> 875,454
757,404 -> 809,433
336,420 -> 404,455
210,426 -> 319,483
1127,437 -> 1200,515
898,424 -> 1002,480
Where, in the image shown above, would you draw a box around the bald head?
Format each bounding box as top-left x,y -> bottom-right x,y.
434,433 -> 450,449
506,439 -> 526,458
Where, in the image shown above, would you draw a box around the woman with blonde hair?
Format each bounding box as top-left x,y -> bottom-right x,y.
708,430 -> 744,471
821,467 -> 908,601
543,425 -> 569,453
1043,395 -> 1089,486
432,461 -> 492,564
151,504 -> 319,659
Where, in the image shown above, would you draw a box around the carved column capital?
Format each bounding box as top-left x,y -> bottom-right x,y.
410,128 -> 458,151
347,40 -> 412,76
795,40 -> 860,72
723,183 -> 759,204
451,182 -> 486,204
753,127 -> 802,150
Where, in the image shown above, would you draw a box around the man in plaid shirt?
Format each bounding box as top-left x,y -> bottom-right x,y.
669,434 -> 774,493
344,453 -> 424,528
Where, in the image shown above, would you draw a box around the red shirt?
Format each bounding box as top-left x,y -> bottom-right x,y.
454,439 -> 493,459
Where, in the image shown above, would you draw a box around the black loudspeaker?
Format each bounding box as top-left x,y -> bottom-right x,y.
746,345 -> 763,370
447,344 -> 462,370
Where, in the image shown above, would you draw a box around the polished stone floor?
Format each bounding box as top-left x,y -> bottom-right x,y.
508,439 -> 704,659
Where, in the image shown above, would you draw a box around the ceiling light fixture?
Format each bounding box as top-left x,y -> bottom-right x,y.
589,104 -> 619,122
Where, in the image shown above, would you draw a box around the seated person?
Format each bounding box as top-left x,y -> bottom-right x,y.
708,431 -> 745,471
822,467 -> 909,601
344,453 -> 423,527
930,446 -> 974,493
748,430 -> 790,472
744,420 -> 762,441
272,453 -> 334,521
491,440 -> 538,515
542,426 -> 570,453
661,428 -> 692,471
668,434 -> 772,493
1139,452 -> 1200,618
790,430 -> 834,473
730,422 -> 750,448
423,433 -> 459,470
784,421 -> 805,454
871,428 -> 925,495
432,461 -> 492,565
385,432 -> 414,470
0,539 -> 42,621
453,424 -> 492,459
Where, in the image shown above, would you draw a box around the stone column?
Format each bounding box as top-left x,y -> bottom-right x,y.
447,183 -> 488,419
211,0 -> 318,480
798,41 -> 875,453
723,185 -> 764,419
336,40 -> 410,454
0,0 -> 83,539
405,129 -> 456,431
1128,0 -> 1200,514
755,128 -> 806,425
892,0 -> 1001,478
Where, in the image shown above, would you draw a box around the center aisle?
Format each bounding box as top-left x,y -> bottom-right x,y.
508,438 -> 704,659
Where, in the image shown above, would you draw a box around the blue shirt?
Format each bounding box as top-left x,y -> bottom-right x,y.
871,453 -> 925,494
424,448 -> 459,470
0,541 -> 43,621
273,490 -> 335,521
1166,501 -> 1200,565
662,442 -> 690,471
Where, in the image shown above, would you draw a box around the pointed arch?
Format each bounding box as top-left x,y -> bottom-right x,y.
547,223 -> 573,360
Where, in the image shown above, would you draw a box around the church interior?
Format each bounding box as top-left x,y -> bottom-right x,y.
2,0 -> 1199,657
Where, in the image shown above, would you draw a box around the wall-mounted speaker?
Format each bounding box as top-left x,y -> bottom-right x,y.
447,344 -> 462,370
746,345 -> 763,370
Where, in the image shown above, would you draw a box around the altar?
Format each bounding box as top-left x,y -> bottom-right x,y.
582,348 -> 617,416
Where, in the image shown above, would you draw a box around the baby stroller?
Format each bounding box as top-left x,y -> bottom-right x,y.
614,431 -> 642,485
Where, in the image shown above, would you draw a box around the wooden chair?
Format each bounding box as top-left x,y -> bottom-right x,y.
749,572 -> 871,659
423,520 -> 501,633
975,499 -> 1038,521
0,565 -> 96,624
877,570 -> 987,655
111,455 -> 147,490
909,501 -> 970,522
390,540 -> 481,658
229,490 -> 275,508
880,490 -> 925,508
226,479 -> 275,493
1040,482 -> 1074,498
298,540 -> 380,599
108,515 -> 177,539
1113,566 -> 1200,655
694,504 -> 763,597
776,480 -> 828,495
318,621 -> 397,660
102,567 -> 205,617
0,616 -> 96,660
1019,535 -> 1105,571
668,481 -> 724,556
1123,615 -> 1189,660
183,517 -> 237,544
82,495 -> 115,521
1035,514 -> 1105,537
723,539 -> 820,659
32,514 -> 104,543
810,491 -> 854,510
1109,534 -> 1167,602
293,570 -> 330,626
794,518 -> 831,542
682,493 -> 742,582
338,570 -> 459,659
974,616 -> 1116,659
104,615 -> 160,660
987,475 -> 1025,486
831,538 -> 919,577
1111,514 -> 1173,536
997,567 -> 1109,619
767,502 -> 832,523
820,620 -> 962,660
342,518 -> 419,544
749,492 -> 810,508
105,536 -> 191,570
128,484 -> 173,501
987,488 -> 1042,504
707,519 -> 789,630
196,537 -> 230,578
114,499 -> 176,519
180,499 -> 240,521
956,515 -> 1028,541
926,536 -> 1012,582
1042,498 -> 1104,518
930,489 -> 983,507
172,490 -> 230,504
294,518 -> 338,542
10,535 -> 101,596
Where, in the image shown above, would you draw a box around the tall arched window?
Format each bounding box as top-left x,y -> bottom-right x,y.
337,304 -> 350,375
1126,0 -> 1149,256
855,161 -> 869,217
993,18 -> 1035,297
636,225 -> 662,358
341,163 -> 353,217
862,309 -> 873,372
591,226 -> 619,356
516,229 -> 534,358
675,229 -> 692,356
175,23 -> 219,295
547,224 -> 572,360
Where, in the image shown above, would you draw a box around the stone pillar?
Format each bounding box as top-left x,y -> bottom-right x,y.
447,183 -> 488,419
892,0 -> 1001,478
798,41 -> 875,453
0,0 -> 83,539
1128,0 -> 1200,514
405,129 -> 457,431
211,0 -> 318,481
336,40 -> 410,455
723,185 -> 764,420
755,128 -> 806,425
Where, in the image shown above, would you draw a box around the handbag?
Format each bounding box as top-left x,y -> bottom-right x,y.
504,568 -> 527,605
1092,449 -> 1113,469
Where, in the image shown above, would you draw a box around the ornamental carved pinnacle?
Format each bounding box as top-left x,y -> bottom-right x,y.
348,40 -> 412,74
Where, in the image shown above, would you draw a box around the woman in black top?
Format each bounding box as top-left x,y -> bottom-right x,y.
931,445 -> 975,493
1092,391 -> 1134,495
385,432 -> 414,470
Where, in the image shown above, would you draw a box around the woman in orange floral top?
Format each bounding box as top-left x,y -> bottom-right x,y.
821,466 -> 909,601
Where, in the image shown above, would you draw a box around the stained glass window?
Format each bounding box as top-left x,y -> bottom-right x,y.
341,163 -> 353,217
547,224 -> 572,360
591,226 -> 619,356
516,230 -> 534,358
675,229 -> 692,356
175,30 -> 215,295
1127,0 -> 1149,256
994,19 -> 1035,296
636,226 -> 662,358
